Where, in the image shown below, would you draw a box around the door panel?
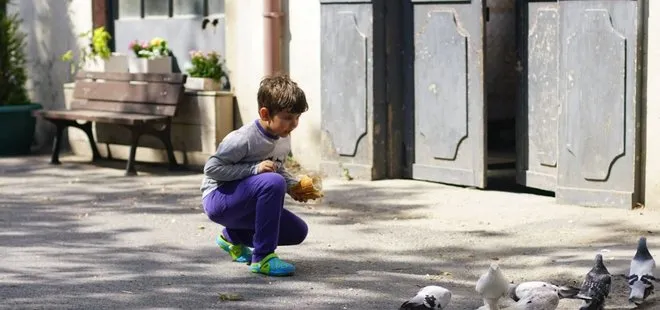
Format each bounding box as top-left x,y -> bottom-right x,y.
516,0 -> 560,192
411,0 -> 487,188
319,0 -> 389,180
556,0 -> 641,208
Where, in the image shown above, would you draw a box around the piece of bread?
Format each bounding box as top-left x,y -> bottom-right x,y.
290,175 -> 324,200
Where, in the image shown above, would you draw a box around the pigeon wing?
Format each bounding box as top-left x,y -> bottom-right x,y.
399,300 -> 430,310
598,273 -> 612,298
475,273 -> 489,295
578,271 -> 599,299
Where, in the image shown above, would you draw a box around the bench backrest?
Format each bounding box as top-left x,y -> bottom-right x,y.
71,71 -> 188,117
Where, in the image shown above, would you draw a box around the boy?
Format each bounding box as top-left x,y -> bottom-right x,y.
200,74 -> 309,277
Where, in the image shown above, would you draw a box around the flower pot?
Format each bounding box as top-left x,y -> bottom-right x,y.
0,103 -> 42,155
128,57 -> 172,73
83,53 -> 129,72
185,77 -> 223,91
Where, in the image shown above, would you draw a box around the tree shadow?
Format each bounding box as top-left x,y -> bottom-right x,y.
1,156 -> 658,309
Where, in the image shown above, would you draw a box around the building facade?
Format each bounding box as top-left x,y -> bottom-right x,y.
12,0 -> 660,209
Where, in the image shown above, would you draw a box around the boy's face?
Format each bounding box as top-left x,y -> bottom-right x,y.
259,108 -> 300,138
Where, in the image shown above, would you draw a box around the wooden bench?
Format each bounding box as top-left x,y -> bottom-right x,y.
35,71 -> 188,176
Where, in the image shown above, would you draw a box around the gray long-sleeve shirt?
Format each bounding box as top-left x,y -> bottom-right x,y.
200,119 -> 299,198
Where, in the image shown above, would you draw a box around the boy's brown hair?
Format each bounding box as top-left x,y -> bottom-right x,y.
257,74 -> 308,116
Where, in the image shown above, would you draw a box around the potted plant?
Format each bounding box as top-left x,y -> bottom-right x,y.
61,26 -> 129,75
0,0 -> 42,155
185,50 -> 230,91
128,37 -> 172,73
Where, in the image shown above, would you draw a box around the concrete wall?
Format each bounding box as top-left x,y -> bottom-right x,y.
286,0 -> 322,171
644,0 -> 659,208
224,0 -> 322,171
10,0 -> 92,152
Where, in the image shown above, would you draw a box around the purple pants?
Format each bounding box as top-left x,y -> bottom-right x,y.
202,172 -> 308,262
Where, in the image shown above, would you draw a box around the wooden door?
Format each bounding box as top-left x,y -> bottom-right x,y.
410,0 -> 488,188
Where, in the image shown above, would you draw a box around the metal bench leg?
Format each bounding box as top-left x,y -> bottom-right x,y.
125,127 -> 142,176
50,122 -> 64,165
80,121 -> 102,162
157,121 -> 179,171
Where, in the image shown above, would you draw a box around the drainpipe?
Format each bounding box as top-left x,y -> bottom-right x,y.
263,0 -> 283,76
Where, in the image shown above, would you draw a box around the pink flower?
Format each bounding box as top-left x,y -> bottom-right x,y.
142,43 -> 149,49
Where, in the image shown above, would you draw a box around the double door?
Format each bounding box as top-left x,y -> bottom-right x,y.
320,0 -> 643,208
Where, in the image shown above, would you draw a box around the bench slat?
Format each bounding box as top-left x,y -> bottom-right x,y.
76,71 -> 187,84
36,110 -> 169,125
73,81 -> 183,105
70,100 -> 177,116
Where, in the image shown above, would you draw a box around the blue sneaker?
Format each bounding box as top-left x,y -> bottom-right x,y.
249,253 -> 295,276
216,235 -> 252,263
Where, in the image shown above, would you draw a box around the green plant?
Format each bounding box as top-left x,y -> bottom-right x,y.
0,0 -> 29,105
187,50 -> 229,85
129,37 -> 171,59
60,26 -> 112,76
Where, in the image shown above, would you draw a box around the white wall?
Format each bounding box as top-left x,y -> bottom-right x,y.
10,0 -> 92,152
225,0 -> 322,171
286,0 -> 322,171
645,0 -> 660,208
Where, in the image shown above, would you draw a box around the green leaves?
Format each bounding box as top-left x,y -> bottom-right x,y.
186,51 -> 228,83
0,4 -> 29,105
91,26 -> 112,60
60,26 -> 113,78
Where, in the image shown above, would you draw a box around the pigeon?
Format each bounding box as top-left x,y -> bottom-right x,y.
577,254 -> 611,310
475,263 -> 509,310
628,236 -> 658,305
507,281 -> 581,302
505,286 -> 561,310
399,285 -> 452,310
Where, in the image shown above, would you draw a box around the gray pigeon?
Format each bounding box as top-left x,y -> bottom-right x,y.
475,263 -> 509,310
399,285 -> 452,310
507,281 -> 581,301
577,254 -> 611,310
627,236 -> 657,305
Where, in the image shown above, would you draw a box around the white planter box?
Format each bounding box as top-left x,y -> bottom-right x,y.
185,77 -> 223,91
128,57 -> 172,73
83,54 -> 129,72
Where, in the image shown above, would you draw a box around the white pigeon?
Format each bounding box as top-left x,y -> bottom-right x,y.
577,254 -> 611,310
505,287 -> 560,310
507,281 -> 581,301
475,263 -> 509,310
628,236 -> 657,305
399,285 -> 452,310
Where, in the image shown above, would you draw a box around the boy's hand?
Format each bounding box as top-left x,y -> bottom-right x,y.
287,189 -> 308,203
257,160 -> 276,173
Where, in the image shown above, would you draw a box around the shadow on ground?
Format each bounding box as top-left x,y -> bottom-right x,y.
0,155 -> 656,309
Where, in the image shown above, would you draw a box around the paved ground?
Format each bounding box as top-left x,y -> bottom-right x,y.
1,155 -> 659,309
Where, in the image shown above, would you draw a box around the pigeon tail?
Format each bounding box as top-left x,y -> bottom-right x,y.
634,236 -> 654,261
557,285 -> 581,299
